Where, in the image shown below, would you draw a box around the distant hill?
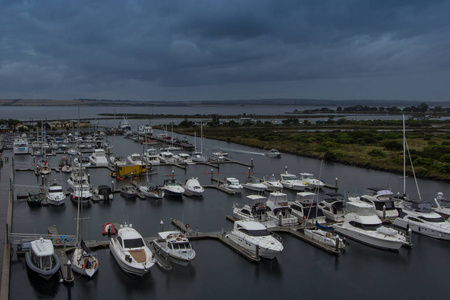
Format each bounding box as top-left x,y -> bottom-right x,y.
0,98 -> 448,107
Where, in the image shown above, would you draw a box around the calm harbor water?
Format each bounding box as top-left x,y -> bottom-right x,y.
4,106 -> 450,299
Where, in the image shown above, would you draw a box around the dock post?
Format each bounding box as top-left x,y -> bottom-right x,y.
335,177 -> 338,189
255,244 -> 259,259
160,220 -> 164,232
251,158 -> 253,169
278,213 -> 282,227
210,169 -> 213,182
88,174 -> 91,183
65,260 -> 72,282
335,234 -> 340,252
248,167 -> 251,178
382,205 -> 386,220
111,180 -> 115,192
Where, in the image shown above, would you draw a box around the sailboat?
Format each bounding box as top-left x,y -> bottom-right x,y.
71,159 -> 99,277
191,121 -> 207,162
393,115 -> 450,240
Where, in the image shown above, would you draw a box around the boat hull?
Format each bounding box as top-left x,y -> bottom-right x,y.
25,252 -> 60,281
226,233 -> 282,259
109,240 -> 154,276
333,224 -> 404,250
393,218 -> 450,240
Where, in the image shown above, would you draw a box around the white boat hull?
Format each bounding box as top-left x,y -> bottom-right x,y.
109,239 -> 154,276
393,218 -> 450,240
226,233 -> 283,259
333,224 -> 405,250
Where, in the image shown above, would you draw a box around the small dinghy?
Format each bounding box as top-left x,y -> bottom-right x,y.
102,223 -> 117,235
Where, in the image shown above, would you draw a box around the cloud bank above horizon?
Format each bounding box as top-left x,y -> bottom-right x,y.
1,0 -> 450,102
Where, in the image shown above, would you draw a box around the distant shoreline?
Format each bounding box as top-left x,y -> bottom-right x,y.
0,98 -> 447,107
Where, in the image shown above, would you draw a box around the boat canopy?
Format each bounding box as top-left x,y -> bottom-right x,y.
31,238 -> 54,257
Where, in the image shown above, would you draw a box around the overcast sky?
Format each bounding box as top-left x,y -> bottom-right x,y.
1,0 -> 449,102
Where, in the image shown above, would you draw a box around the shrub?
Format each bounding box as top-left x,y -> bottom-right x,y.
368,149 -> 386,158
413,157 -> 434,167
440,153 -> 450,163
383,140 -> 402,151
323,151 -> 337,161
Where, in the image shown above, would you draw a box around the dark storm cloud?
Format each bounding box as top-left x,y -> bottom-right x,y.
0,0 -> 449,100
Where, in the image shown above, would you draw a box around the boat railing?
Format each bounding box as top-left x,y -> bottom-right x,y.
9,233 -> 77,249
270,232 -> 283,244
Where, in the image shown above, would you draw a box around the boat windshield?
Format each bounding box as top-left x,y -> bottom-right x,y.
170,242 -> 191,250
245,229 -> 270,237
50,188 -> 63,193
349,221 -> 382,231
123,238 -> 145,248
373,201 -> 396,210
418,216 -> 446,223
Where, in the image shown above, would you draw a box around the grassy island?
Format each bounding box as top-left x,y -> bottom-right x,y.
167,118 -> 450,182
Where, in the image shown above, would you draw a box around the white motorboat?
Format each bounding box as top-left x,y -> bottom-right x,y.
222,177 -> 243,193
67,168 -> 92,203
110,223 -> 155,276
158,151 -> 176,164
291,192 -> 326,224
226,220 -> 283,259
350,187 -> 399,221
162,178 -> 185,197
46,179 -> 66,206
120,186 -> 137,199
110,155 -> 127,166
143,148 -> 160,165
393,200 -> 450,240
138,124 -> 152,136
334,200 -> 410,250
299,173 -> 325,189
318,192 -> 345,222
138,184 -> 164,199
89,149 -> 108,167
67,147 -> 78,156
13,137 -> 29,155
266,191 -> 298,226
431,192 -> 450,219
262,175 -> 283,191
25,238 -> 61,280
92,185 -> 114,202
191,151 -> 207,163
279,171 -> 306,191
303,228 -> 345,250
73,156 -> 91,168
174,153 -> 194,165
127,153 -> 144,165
242,177 -> 267,192
152,231 -> 196,266
209,151 -> 230,162
265,148 -> 281,158
233,195 -> 277,228
183,177 -> 204,197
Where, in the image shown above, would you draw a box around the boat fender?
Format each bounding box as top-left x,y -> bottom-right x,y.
179,234 -> 185,238
176,237 -> 181,241
167,235 -> 172,239
82,264 -> 86,269
94,262 -> 97,268
55,238 -> 62,244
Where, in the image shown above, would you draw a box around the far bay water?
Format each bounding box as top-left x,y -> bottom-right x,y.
4,106 -> 450,299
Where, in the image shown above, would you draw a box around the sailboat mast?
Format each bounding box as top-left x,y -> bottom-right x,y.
200,121 -> 203,154
403,114 -> 406,196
